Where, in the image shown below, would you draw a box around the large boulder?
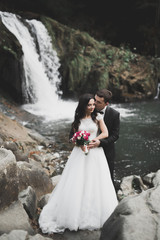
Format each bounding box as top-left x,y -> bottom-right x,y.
0,148 -> 19,210
100,184 -> 160,240
0,112 -> 36,143
0,229 -> 53,239
0,147 -> 54,212
18,186 -> 37,220
17,161 -> 53,199
0,201 -> 34,235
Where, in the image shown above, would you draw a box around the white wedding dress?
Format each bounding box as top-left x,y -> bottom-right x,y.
39,114 -> 118,233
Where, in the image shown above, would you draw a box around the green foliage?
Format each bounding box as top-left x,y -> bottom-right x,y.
119,46 -> 136,63
3,45 -> 18,59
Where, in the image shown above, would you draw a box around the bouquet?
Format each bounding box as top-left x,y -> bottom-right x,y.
72,130 -> 90,155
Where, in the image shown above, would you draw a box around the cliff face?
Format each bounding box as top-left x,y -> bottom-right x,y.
0,12 -> 159,103
0,20 -> 24,103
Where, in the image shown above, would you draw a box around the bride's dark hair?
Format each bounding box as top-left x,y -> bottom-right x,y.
72,93 -> 97,132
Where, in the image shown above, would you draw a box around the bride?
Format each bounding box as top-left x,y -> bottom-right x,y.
38,93 -> 118,233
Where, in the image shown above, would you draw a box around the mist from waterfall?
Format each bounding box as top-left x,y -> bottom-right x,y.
0,11 -> 77,121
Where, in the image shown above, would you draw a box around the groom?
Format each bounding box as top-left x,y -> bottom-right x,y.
89,89 -> 120,183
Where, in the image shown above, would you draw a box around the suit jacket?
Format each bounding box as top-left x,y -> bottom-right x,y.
99,106 -> 120,166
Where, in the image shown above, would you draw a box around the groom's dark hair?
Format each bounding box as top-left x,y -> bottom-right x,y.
96,89 -> 112,103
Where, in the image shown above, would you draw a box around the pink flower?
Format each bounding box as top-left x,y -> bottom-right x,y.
71,130 -> 90,154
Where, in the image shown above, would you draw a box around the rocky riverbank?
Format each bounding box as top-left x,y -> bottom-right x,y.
0,108 -> 160,240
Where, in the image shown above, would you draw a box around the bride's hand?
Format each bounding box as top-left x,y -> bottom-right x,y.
80,145 -> 86,152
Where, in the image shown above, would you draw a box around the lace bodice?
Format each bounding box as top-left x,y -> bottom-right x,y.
78,114 -> 102,140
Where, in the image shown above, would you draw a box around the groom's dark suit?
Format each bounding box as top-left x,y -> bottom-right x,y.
99,106 -> 120,182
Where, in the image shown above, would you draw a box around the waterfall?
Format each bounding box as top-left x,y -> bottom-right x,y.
0,11 -> 135,121
154,83 -> 160,99
0,11 -> 77,121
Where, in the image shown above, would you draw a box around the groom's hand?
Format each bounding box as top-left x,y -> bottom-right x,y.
88,139 -> 100,149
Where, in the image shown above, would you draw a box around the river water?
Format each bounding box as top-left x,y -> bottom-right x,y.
20,99 -> 160,183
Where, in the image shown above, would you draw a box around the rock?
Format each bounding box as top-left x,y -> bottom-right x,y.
142,170 -> 160,188
0,201 -> 34,235
3,140 -> 30,162
0,148 -> 19,210
100,185 -> 160,240
18,186 -> 37,219
117,175 -> 148,200
29,233 -> 52,239
52,152 -> 60,159
152,169 -> 160,186
0,137 -> 4,146
47,165 -> 56,177
0,230 -> 52,240
0,230 -> 28,240
38,194 -> 51,209
28,130 -> 50,147
17,161 -> 53,199
0,147 -> 53,212
28,158 -> 43,169
143,172 -> 156,186
0,112 -> 36,143
30,153 -> 43,162
3,141 -> 18,152
51,175 -> 61,187
13,149 -> 29,162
